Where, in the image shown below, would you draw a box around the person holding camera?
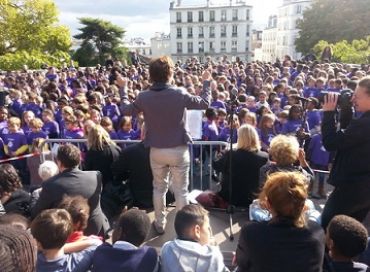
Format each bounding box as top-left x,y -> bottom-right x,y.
321,77 -> 370,229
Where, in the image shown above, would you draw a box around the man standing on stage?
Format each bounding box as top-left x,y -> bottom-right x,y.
118,56 -> 211,234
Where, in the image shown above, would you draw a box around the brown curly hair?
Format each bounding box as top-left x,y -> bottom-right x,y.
0,164 -> 22,197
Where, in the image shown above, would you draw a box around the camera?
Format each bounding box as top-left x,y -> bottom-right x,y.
318,89 -> 353,109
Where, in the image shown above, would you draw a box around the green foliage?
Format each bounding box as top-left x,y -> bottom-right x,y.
73,17 -> 127,66
312,36 -> 370,64
296,0 -> 370,54
0,50 -> 71,70
0,0 -> 72,70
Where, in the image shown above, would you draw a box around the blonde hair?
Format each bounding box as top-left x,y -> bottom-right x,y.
259,172 -> 308,228
236,124 -> 261,152
87,125 -> 115,151
269,135 -> 299,166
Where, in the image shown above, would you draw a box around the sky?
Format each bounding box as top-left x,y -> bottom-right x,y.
54,0 -> 283,42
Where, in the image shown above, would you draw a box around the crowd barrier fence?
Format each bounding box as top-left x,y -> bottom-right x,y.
39,139 -> 229,190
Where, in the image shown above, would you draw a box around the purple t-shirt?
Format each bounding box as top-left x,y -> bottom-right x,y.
65,128 -> 84,139
210,100 -> 226,110
27,131 -> 48,145
308,134 -> 330,167
102,104 -> 121,122
202,121 -> 219,141
42,121 -> 60,138
117,129 -> 138,140
2,131 -> 27,153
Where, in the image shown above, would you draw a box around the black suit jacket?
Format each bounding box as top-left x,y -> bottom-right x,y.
31,168 -> 110,236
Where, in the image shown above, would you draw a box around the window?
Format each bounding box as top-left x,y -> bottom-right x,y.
296,5 -> 302,14
221,25 -> 227,37
199,26 -> 204,38
187,11 -> 193,22
188,27 -> 193,38
210,10 -> 215,22
188,42 -> 193,53
177,42 -> 182,53
232,9 -> 238,21
177,27 -> 182,38
209,41 -> 214,52
221,41 -> 226,52
176,12 -> 182,23
246,9 -> 250,20
221,10 -> 227,21
199,11 -> 204,22
232,25 -> 238,37
209,26 -> 215,38
198,41 -> 204,53
246,25 -> 250,37
232,40 -> 237,52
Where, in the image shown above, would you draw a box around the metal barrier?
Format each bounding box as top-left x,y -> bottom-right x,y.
39,139 -> 228,191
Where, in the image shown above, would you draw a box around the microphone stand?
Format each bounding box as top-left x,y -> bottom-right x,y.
226,96 -> 239,241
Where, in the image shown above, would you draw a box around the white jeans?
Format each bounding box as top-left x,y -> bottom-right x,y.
150,145 -> 190,228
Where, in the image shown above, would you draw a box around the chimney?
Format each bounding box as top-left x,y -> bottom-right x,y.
177,0 -> 181,7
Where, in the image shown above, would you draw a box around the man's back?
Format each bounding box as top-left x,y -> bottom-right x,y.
31,168 -> 109,235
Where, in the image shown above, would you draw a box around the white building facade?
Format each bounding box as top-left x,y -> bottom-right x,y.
124,38 -> 152,57
169,0 -> 253,63
261,15 -> 277,62
261,0 -> 312,62
150,33 -> 171,58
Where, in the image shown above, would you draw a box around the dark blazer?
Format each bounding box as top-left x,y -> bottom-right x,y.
322,111 -> 370,186
31,168 -> 110,236
84,143 -> 121,187
236,219 -> 325,272
213,149 -> 268,207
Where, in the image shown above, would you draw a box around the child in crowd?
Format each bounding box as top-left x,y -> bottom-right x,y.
9,89 -> 24,117
27,118 -> 47,146
202,107 -> 219,141
303,77 -> 319,98
42,109 -> 60,139
218,114 -> 239,143
281,104 -> 309,135
3,117 -> 28,157
90,108 -> 102,125
21,110 -> 35,135
31,209 -> 99,271
217,108 -> 228,132
274,110 -> 289,134
326,215 -> 369,272
58,195 -> 103,254
306,97 -> 322,135
102,94 -> 121,127
161,204 -> 228,272
258,113 -> 276,152
60,106 -> 74,138
117,116 -> 138,141
256,91 -> 269,109
246,96 -> 257,112
307,131 -> 330,199
244,112 -> 257,127
23,92 -> 43,118
101,116 -> 118,139
64,115 -> 84,140
93,209 -> 159,272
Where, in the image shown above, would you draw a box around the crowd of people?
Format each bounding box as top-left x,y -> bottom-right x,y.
0,54 -> 370,271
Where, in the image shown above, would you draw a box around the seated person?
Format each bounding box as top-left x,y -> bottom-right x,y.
235,172 -> 325,272
58,195 -> 102,253
259,134 -> 314,186
0,225 -> 37,272
31,209 -> 98,271
92,208 -> 159,272
161,204 -> 229,272
213,124 -> 268,207
326,215 -> 369,272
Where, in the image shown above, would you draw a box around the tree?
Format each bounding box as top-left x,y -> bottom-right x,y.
296,0 -> 370,54
312,36 -> 370,64
73,17 -> 127,66
0,0 -> 72,70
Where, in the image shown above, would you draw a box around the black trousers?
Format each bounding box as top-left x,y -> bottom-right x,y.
321,181 -> 370,230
